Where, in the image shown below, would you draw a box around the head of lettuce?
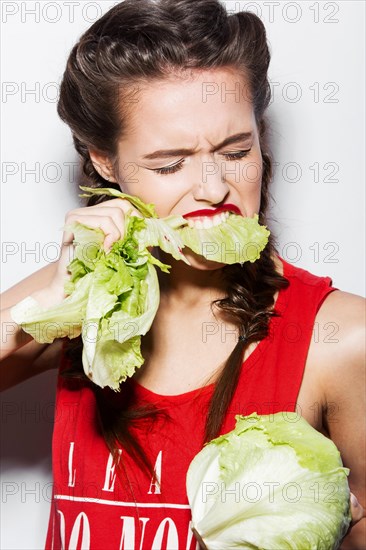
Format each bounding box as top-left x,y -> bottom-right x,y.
10,186 -> 269,390
186,412 -> 351,550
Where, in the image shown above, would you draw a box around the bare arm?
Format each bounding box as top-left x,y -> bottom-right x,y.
317,291 -> 366,549
1,262 -> 57,357
0,337 -> 64,391
0,262 -> 64,390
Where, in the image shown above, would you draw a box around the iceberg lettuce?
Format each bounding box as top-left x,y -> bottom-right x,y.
10,187 -> 270,390
11,214 -> 167,390
186,412 -> 351,550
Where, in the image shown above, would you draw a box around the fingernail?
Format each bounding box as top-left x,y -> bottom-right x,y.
351,493 -> 359,507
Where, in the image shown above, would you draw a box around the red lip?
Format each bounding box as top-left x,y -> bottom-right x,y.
183,204 -> 242,218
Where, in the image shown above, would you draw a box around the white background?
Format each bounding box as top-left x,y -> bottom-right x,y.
1,1 -> 365,548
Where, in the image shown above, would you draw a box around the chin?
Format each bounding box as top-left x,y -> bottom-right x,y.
183,248 -> 227,271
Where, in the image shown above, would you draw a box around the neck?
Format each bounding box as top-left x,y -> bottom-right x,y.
157,254 -> 227,308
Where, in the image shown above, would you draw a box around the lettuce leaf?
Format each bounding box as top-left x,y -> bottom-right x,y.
186,412 -> 351,550
78,186 -> 270,264
10,187 -> 271,390
136,216 -> 189,264
82,263 -> 160,389
10,212 -> 171,389
177,213 -> 270,264
78,185 -> 157,218
10,274 -> 93,342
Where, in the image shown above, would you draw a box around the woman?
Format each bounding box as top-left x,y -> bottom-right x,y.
1,0 -> 365,548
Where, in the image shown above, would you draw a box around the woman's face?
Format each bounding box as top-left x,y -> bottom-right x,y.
96,68 -> 263,269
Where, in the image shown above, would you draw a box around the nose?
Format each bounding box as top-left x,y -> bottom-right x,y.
192,159 -> 229,204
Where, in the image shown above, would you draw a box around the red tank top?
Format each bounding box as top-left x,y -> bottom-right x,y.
45,258 -> 336,550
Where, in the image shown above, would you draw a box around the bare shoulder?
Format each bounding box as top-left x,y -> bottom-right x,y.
312,289 -> 365,373
316,288 -> 365,325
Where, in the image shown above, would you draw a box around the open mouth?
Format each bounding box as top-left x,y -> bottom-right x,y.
183,204 -> 241,229
186,211 -> 230,229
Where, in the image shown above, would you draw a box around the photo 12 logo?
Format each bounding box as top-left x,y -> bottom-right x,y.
1,2 -> 122,24
224,1 -> 340,24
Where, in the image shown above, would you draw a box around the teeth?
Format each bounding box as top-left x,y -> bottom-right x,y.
187,211 -> 230,230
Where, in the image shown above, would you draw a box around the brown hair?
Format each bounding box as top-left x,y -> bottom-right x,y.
58,0 -> 289,478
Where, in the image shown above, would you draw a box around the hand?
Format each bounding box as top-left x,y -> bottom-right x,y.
33,198 -> 141,307
350,492 -> 366,526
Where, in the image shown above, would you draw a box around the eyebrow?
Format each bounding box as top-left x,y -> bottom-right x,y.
141,132 -> 253,160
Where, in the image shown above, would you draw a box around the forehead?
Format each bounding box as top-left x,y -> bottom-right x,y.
120,68 -> 255,148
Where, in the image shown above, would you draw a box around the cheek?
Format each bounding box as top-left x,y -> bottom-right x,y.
234,154 -> 263,212
245,160 -> 262,186
117,165 -> 184,217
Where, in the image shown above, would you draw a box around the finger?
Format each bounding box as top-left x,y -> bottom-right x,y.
350,492 -> 366,525
62,198 -> 141,239
61,197 -> 143,257
64,213 -> 124,252
64,207 -> 125,233
83,199 -> 143,218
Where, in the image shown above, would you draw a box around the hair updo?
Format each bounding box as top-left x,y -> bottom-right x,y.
58,0 -> 273,218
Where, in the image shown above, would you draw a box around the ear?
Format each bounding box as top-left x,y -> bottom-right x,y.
89,149 -> 117,182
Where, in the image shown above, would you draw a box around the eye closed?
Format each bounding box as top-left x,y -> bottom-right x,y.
151,149 -> 252,176
223,149 -> 252,161
152,159 -> 185,175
